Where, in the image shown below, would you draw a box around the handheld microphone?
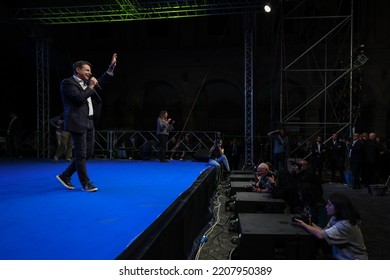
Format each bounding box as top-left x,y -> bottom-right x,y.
88,78 -> 102,90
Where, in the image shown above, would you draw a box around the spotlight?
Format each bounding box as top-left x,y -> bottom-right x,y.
264,4 -> 271,13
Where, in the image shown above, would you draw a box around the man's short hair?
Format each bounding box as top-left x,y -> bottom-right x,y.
72,60 -> 92,74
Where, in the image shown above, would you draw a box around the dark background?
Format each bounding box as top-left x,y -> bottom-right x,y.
1,0 -> 390,143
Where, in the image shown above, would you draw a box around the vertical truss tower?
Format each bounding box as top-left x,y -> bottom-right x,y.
7,1 -> 269,161
36,39 -> 50,158
243,13 -> 255,170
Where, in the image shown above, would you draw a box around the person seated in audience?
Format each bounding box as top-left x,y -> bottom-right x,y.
272,159 -> 322,214
251,162 -> 276,193
169,137 -> 181,160
292,159 -> 323,199
296,183 -> 328,228
208,138 -> 231,179
179,134 -> 193,160
295,182 -> 331,257
294,192 -> 368,260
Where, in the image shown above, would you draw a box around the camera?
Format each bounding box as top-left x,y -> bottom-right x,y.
291,213 -> 311,224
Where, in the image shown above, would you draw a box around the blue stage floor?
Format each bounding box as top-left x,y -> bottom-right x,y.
0,159 -> 211,260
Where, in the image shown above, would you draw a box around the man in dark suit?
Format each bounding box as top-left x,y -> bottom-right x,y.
311,135 -> 326,180
56,53 -> 117,192
349,132 -> 364,189
326,133 -> 346,183
362,132 -> 384,189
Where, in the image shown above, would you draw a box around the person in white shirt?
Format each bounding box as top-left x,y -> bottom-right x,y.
294,192 -> 368,260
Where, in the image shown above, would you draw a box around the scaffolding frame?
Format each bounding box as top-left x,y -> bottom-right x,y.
280,0 -> 358,157
15,1 -> 261,160
14,1 -> 363,162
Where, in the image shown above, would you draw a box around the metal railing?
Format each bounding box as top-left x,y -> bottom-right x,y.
0,129 -> 221,160
94,130 -> 221,159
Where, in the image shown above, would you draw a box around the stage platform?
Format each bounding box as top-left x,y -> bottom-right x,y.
0,158 -> 217,260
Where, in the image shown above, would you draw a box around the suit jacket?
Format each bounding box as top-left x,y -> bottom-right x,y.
350,139 -> 363,164
312,141 -> 326,160
61,72 -> 112,133
363,139 -> 383,164
326,139 -> 346,159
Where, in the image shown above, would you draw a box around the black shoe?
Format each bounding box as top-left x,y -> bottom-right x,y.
56,174 -> 75,190
82,182 -> 98,192
160,159 -> 169,162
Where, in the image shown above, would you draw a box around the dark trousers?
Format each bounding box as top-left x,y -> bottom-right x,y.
273,152 -> 286,172
327,156 -> 345,183
158,134 -> 168,161
311,155 -> 324,177
362,162 -> 378,186
62,120 -> 95,186
350,160 -> 362,188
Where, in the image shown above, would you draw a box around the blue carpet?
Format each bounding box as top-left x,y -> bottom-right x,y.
0,159 -> 211,260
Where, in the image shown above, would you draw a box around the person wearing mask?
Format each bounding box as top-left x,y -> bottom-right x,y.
56,53 -> 117,192
294,192 -> 368,260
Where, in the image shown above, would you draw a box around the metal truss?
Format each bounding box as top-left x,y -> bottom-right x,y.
36,39 -> 50,158
11,1 -> 267,25
94,130 -> 220,159
6,1 -> 264,162
280,0 -> 362,157
243,13 -> 255,170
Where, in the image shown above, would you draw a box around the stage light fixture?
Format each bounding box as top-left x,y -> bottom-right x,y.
264,4 -> 271,13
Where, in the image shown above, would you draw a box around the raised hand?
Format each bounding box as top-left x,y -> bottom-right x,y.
111,53 -> 117,65
107,53 -> 117,74
109,53 -> 117,70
